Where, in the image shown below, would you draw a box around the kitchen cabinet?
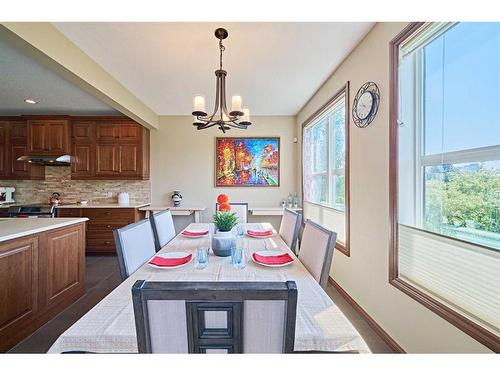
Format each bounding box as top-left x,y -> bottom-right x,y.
27,118 -> 70,155
71,117 -> 149,180
56,207 -> 145,255
0,221 -> 86,352
0,119 -> 44,180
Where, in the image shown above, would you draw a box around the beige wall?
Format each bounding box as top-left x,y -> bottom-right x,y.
150,115 -> 298,228
296,22 -> 492,353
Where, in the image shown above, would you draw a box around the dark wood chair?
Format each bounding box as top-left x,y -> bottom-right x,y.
215,202 -> 248,223
279,208 -> 302,254
113,218 -> 156,281
132,280 -> 298,353
149,209 -> 176,252
298,219 -> 337,289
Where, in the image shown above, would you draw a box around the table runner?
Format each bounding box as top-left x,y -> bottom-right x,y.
48,223 -> 370,353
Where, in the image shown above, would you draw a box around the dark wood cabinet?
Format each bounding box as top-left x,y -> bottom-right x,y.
0,119 -> 44,180
71,117 -> 149,180
0,223 -> 85,352
27,118 -> 70,155
57,207 -> 145,255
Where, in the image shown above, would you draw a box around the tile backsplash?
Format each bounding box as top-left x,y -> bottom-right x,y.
0,167 -> 151,205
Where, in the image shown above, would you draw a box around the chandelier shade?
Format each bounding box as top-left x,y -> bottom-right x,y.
192,28 -> 251,132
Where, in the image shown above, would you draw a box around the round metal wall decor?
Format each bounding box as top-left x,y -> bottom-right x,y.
352,81 -> 380,128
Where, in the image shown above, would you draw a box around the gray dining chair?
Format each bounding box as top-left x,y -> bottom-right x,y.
113,218 -> 157,281
298,219 -> 337,289
149,209 -> 176,251
216,202 -> 248,223
279,209 -> 302,254
132,280 -> 298,353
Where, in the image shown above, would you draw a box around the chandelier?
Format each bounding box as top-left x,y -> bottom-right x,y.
192,28 -> 251,132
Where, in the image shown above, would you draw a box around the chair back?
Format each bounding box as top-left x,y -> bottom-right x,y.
113,219 -> 156,281
132,281 -> 297,353
298,220 -> 336,289
216,202 -> 248,223
279,209 -> 302,254
149,209 -> 176,251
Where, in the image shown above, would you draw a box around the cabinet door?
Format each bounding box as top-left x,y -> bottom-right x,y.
10,144 -> 30,178
96,144 -> 119,175
119,144 -> 139,175
71,121 -> 95,143
118,124 -> 141,142
38,225 -> 85,310
71,144 -> 94,177
9,121 -> 27,144
96,123 -> 119,143
47,121 -> 70,154
27,120 -> 47,153
0,124 -> 7,177
0,237 -> 38,351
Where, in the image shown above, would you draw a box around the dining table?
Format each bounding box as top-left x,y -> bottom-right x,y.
47,222 -> 371,353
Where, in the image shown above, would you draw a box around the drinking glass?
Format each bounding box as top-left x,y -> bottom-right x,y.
231,244 -> 246,269
236,225 -> 245,238
194,247 -> 209,269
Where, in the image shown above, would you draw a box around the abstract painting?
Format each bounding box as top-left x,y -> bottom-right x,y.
215,137 -> 280,187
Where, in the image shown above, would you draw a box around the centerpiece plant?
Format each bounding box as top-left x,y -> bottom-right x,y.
213,194 -> 238,232
211,194 -> 238,257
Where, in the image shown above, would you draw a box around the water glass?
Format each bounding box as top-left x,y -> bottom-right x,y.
236,225 -> 245,238
194,247 -> 209,269
231,244 -> 246,269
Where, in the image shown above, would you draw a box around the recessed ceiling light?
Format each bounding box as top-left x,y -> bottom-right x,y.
24,99 -> 38,104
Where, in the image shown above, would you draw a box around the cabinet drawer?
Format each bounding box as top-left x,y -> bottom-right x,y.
87,222 -> 124,232
81,208 -> 135,222
86,237 -> 115,248
56,208 -> 82,217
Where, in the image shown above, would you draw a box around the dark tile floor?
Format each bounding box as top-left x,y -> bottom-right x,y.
9,256 -> 393,353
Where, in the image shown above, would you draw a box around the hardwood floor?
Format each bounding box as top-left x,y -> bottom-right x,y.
8,256 -> 394,353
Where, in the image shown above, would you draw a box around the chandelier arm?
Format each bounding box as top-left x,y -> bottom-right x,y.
220,74 -> 239,122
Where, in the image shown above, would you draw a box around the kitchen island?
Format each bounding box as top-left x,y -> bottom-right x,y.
0,218 -> 88,352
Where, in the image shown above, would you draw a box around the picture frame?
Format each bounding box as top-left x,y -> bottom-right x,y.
215,137 -> 280,187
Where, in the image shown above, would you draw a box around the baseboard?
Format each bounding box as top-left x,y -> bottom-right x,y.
328,276 -> 405,353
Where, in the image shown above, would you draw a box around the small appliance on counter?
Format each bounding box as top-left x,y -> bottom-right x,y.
171,190 -> 183,207
8,205 -> 56,218
49,192 -> 61,206
0,187 -> 16,206
118,192 -> 130,206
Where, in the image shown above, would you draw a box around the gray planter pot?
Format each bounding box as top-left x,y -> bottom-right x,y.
211,230 -> 235,257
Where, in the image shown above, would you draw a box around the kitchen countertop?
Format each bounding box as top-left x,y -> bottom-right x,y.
0,217 -> 89,243
56,203 -> 151,209
138,204 -> 206,211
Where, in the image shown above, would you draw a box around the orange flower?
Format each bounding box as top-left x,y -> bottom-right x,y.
218,202 -> 231,212
217,194 -> 229,205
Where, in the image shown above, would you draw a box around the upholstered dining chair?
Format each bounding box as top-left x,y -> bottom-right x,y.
149,209 -> 176,252
216,202 -> 248,223
298,220 -> 337,289
132,280 -> 298,353
279,209 -> 302,254
113,219 -> 157,281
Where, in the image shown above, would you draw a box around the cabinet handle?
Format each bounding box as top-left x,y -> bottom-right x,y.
104,241 -> 111,245
105,224 -> 111,228
105,212 -> 112,215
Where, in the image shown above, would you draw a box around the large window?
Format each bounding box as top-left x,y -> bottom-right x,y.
303,94 -> 346,210
391,22 -> 500,351
302,84 -> 350,255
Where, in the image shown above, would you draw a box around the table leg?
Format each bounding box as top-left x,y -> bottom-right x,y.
194,211 -> 200,223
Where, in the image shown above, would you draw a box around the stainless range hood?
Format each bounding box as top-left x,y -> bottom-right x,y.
17,154 -> 72,166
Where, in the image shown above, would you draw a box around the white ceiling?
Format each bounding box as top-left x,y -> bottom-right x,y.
54,22 -> 374,116
0,37 -> 119,116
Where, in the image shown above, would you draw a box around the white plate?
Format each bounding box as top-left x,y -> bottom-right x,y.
246,231 -> 275,239
181,231 -> 209,238
251,250 -> 294,268
148,251 -> 193,269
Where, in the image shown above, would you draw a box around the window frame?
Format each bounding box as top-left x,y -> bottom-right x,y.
302,82 -> 350,256
389,22 -> 500,352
